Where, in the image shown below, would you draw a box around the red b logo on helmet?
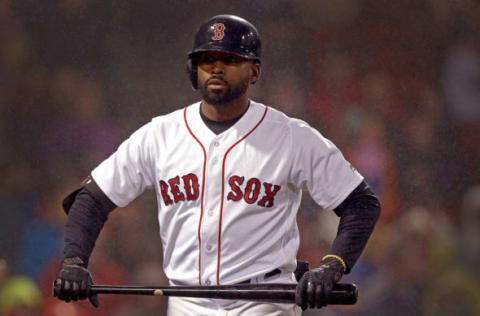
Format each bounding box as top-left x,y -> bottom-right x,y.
212,23 -> 225,40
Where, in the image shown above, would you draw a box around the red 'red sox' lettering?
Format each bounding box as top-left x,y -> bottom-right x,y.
257,183 -> 281,207
244,178 -> 261,204
159,174 -> 200,205
182,173 -> 200,200
160,174 -> 281,208
227,176 -> 244,201
159,180 -> 173,206
169,176 -> 186,203
227,175 -> 281,207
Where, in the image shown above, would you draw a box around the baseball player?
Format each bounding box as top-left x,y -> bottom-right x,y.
53,15 -> 381,315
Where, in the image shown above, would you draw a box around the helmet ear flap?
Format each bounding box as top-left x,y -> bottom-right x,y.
187,58 -> 198,90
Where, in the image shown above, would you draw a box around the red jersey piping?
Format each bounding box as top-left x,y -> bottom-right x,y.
184,107 -> 207,285
216,105 -> 269,285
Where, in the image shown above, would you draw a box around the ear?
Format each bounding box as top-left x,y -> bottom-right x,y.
249,62 -> 261,85
187,58 -> 198,90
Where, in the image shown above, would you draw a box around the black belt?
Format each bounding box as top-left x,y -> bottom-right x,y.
236,268 -> 282,285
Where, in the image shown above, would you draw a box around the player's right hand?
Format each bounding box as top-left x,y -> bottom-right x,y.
53,257 -> 99,308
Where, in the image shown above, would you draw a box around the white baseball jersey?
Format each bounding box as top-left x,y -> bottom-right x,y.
91,100 -> 363,287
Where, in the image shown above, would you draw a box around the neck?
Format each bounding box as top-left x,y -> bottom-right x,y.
201,95 -> 250,121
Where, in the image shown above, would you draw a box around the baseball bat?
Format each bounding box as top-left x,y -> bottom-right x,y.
90,283 -> 357,305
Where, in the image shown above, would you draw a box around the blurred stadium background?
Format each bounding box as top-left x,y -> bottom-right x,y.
1,1 -> 479,315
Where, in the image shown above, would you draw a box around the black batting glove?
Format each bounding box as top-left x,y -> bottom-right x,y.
295,256 -> 345,310
53,257 -> 99,308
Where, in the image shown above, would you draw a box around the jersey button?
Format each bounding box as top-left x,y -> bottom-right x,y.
205,280 -> 211,285
213,142 -> 220,147
212,158 -> 218,164
206,245 -> 212,251
208,210 -> 214,216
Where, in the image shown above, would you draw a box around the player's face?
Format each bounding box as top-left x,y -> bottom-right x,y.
196,51 -> 259,106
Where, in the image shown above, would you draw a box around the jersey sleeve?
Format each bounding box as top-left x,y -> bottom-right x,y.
91,122 -> 155,207
289,120 -> 364,211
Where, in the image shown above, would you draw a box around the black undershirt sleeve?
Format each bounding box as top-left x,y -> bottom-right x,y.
63,180 -> 117,266
328,180 -> 381,273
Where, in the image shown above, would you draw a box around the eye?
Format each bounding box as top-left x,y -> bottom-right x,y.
223,55 -> 243,64
223,56 -> 235,64
199,54 -> 216,64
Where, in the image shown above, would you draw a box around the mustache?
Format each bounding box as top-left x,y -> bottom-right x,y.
206,76 -> 228,86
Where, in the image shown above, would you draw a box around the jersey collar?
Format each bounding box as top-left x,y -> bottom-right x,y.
185,100 -> 267,146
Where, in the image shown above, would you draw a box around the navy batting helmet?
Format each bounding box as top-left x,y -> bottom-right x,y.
187,15 -> 262,90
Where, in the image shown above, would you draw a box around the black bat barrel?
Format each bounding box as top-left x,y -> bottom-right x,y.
327,283 -> 358,305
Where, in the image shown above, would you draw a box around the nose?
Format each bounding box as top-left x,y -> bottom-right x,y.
211,60 -> 225,74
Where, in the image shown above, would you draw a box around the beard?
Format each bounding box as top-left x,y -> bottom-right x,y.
200,77 -> 249,106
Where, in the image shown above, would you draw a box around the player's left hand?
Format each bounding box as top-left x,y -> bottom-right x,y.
295,256 -> 345,310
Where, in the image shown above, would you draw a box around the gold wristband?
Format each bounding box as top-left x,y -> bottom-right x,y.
322,254 -> 347,272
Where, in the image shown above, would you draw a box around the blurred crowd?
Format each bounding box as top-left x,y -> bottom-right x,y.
1,1 -> 479,315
